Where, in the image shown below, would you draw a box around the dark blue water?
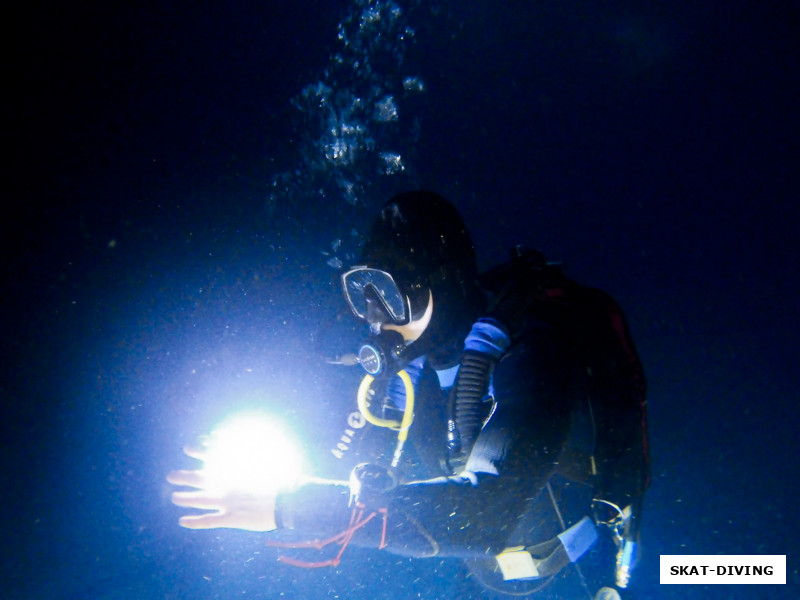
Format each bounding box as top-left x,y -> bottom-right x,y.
3,1 -> 797,598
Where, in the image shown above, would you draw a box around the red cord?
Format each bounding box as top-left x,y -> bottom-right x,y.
266,503 -> 389,568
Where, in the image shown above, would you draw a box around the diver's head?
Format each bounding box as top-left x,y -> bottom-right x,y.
342,191 -> 484,366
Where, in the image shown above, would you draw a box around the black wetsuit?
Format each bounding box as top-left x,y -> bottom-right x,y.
274,272 -> 648,569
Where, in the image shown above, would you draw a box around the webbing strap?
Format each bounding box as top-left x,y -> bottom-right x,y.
496,516 -> 597,581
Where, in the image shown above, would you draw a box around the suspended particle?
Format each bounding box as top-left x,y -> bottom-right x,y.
327,256 -> 344,270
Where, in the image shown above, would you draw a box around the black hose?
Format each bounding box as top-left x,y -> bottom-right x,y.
446,350 -> 495,469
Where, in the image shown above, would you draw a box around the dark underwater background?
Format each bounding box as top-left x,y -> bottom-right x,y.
3,1 -> 798,598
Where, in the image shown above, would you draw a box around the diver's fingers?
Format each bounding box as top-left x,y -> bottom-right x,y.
183,444 -> 208,461
178,512 -> 228,530
171,490 -> 225,510
166,469 -> 207,489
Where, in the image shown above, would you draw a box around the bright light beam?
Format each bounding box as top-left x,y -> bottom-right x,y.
201,411 -> 305,495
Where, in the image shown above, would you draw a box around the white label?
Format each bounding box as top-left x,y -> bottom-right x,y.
660,555 -> 786,584
496,548 -> 539,581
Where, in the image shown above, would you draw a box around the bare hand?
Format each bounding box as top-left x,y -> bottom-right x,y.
167,444 -> 278,532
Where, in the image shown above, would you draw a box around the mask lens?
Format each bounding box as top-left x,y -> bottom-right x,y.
342,268 -> 407,324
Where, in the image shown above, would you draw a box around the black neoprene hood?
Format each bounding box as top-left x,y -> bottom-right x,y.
358,191 -> 485,363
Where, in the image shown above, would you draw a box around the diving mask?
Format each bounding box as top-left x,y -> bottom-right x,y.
342,266 -> 433,341
342,267 -> 409,327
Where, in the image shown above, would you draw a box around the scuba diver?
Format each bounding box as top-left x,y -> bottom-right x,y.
168,191 -> 649,599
